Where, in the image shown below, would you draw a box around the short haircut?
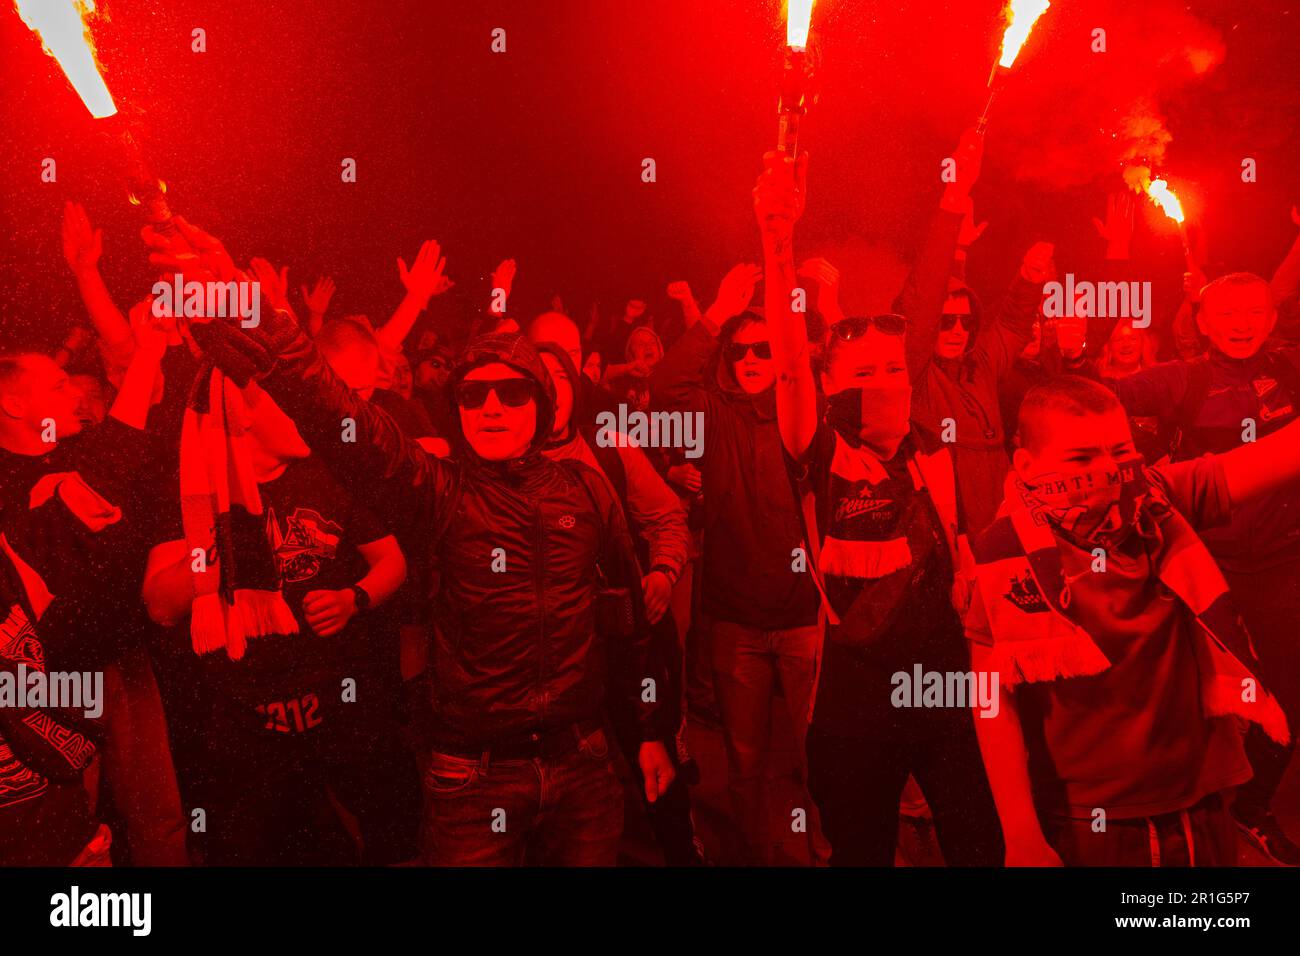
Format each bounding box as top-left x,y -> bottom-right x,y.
316,317 -> 379,359
1199,272 -> 1272,312
1016,375 -> 1123,452
0,354 -> 40,397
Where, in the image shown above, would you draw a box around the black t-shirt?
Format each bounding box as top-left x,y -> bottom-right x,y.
155,455 -> 390,730
0,418 -> 159,670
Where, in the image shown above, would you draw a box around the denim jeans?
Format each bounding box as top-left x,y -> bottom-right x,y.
420,727 -> 624,866
709,618 -> 827,865
95,645 -> 189,866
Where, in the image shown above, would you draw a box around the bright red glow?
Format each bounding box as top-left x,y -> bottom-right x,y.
787,0 -> 815,50
14,0 -> 117,118
996,0 -> 1050,69
1145,178 -> 1186,224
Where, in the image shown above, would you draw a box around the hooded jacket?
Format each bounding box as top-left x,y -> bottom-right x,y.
652,315 -> 819,630
537,343 -> 690,581
250,330 -> 660,749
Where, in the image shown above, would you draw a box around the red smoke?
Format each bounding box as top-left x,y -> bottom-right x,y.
991,0 -> 1225,189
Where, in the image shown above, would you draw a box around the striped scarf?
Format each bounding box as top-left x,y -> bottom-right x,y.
800,431 -> 974,632
180,368 -> 297,660
971,470 -> 1289,745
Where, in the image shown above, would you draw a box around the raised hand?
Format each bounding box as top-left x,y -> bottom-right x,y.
797,257 -> 844,323
1019,241 -> 1056,285
709,263 -> 763,320
129,297 -> 169,360
940,127 -> 985,210
955,194 -> 989,248
1092,192 -> 1135,260
753,150 -> 809,244
144,217 -> 237,283
249,257 -> 291,313
301,276 -> 336,317
62,201 -> 103,276
397,240 -> 452,307
490,258 -> 517,313
667,280 -> 694,302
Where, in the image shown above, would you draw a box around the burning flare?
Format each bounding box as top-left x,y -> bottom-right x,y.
14,0 -> 117,118
787,0 -> 815,50
996,0 -> 1051,69
1145,178 -> 1185,224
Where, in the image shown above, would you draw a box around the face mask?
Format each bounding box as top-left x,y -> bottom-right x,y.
826,386 -> 911,459
1023,456 -> 1148,549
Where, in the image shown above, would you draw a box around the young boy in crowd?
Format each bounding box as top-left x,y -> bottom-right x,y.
968,375 -> 1296,866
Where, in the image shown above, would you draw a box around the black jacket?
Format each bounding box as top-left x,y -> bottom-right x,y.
254,330 -> 660,749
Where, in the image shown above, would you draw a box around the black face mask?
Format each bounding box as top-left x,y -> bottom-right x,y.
825,386 -> 911,459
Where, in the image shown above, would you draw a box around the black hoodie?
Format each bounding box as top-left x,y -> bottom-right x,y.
653,315 -> 819,630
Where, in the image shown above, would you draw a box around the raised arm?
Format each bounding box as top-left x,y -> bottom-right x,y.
900,128 -> 984,378
1271,207 -> 1300,305
158,220 -> 455,515
650,264 -> 757,416
754,151 -> 818,460
375,240 -> 452,355
1219,412 -> 1300,506
974,243 -> 1056,377
62,201 -> 133,383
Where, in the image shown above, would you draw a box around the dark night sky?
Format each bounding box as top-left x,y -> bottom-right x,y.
2,0 -> 1297,354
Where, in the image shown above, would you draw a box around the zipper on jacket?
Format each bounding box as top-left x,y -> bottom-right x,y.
533,506 -> 549,730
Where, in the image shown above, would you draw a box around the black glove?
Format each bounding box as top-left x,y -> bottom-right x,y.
186,302 -> 306,388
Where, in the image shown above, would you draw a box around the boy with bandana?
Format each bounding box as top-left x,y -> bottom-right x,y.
967,375 -> 1296,866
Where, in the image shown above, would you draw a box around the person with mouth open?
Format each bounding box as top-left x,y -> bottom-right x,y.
1101,271 -> 1300,865
174,216 -> 673,865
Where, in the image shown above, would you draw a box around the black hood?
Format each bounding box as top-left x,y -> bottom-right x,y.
446,332 -> 557,460
533,340 -> 583,448
709,310 -> 777,420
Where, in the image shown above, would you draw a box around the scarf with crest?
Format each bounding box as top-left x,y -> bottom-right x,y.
970,470 -> 1289,744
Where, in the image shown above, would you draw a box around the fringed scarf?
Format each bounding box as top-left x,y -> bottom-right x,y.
971,470 -> 1290,745
180,367 -> 297,660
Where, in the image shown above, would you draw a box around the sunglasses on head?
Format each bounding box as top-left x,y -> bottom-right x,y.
724,340 -> 773,363
454,378 -> 536,409
830,314 -> 908,340
939,313 -> 972,332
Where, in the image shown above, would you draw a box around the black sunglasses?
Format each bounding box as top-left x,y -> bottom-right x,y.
830,314 -> 908,340
454,378 -> 537,409
724,341 -> 773,363
939,313 -> 973,332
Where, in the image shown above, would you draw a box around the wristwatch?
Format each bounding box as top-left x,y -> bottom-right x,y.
649,564 -> 680,587
349,584 -> 371,613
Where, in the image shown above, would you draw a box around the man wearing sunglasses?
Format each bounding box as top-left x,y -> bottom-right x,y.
188,296 -> 674,866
